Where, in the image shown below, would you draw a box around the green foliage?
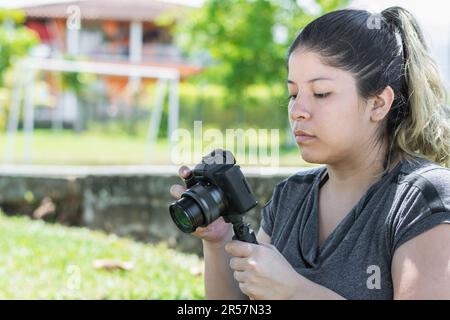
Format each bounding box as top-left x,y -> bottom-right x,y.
175,0 -> 349,121
0,86 -> 9,129
0,9 -> 39,86
57,54 -> 96,95
139,81 -> 288,140
0,8 -> 26,24
0,9 -> 39,131
177,82 -> 287,130
0,212 -> 204,299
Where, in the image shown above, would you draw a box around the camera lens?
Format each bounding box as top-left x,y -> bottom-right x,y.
169,197 -> 204,233
172,206 -> 194,232
169,183 -> 225,233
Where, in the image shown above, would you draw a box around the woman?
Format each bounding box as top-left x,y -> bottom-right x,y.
170,6 -> 450,299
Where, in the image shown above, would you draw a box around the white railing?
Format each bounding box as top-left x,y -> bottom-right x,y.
3,58 -> 180,164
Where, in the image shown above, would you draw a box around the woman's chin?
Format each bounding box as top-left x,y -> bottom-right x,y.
299,149 -> 324,164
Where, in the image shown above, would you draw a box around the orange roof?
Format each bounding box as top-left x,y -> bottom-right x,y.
22,0 -> 188,22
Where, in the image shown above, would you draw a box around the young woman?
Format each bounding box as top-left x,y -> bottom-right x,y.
170,6 -> 450,299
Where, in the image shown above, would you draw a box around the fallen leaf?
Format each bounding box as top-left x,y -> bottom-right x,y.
93,259 -> 134,271
33,197 -> 56,219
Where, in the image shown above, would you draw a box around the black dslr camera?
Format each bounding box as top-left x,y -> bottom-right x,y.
169,149 -> 259,244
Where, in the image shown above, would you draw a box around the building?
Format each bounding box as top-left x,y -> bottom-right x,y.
15,0 -> 203,129
22,0 -> 202,78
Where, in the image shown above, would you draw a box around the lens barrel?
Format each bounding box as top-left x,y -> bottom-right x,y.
169,183 -> 225,233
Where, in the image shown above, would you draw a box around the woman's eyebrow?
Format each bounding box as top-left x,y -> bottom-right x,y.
287,77 -> 334,84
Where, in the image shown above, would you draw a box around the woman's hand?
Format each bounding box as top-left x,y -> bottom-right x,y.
225,240 -> 304,300
169,165 -> 232,245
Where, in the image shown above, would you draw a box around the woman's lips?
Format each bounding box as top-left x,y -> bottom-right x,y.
295,135 -> 316,143
294,130 -> 316,143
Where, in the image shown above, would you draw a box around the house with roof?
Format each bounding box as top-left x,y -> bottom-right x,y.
22,0 -> 202,78
12,0 -> 202,130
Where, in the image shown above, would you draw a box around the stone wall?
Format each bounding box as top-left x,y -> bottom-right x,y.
0,166 -> 307,255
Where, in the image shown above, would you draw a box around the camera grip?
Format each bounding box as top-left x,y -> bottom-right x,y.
232,222 -> 258,244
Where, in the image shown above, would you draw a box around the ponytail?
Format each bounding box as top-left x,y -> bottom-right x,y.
381,6 -> 450,168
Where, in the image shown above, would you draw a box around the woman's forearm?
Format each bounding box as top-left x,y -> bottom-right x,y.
202,229 -> 248,300
291,274 -> 346,300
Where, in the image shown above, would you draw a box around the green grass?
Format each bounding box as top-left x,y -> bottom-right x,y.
0,213 -> 205,299
0,129 -> 313,167
0,129 -> 159,165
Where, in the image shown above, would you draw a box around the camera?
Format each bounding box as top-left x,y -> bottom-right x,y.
169,149 -> 258,243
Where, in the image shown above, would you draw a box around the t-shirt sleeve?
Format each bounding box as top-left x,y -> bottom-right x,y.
390,169 -> 450,254
260,198 -> 275,237
260,180 -> 285,237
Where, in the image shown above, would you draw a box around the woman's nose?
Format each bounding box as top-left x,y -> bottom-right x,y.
289,98 -> 311,121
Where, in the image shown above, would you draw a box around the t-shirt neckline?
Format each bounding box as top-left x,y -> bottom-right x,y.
311,159 -> 405,260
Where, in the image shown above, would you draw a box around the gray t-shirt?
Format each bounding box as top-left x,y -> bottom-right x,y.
260,156 -> 450,299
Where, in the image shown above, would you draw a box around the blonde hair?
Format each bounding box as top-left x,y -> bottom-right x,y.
382,6 -> 450,169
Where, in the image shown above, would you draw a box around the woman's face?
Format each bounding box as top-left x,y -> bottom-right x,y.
287,49 -> 376,165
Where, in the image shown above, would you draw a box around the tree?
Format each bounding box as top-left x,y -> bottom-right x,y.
0,9 -> 39,86
174,0 -> 348,124
0,9 -> 39,130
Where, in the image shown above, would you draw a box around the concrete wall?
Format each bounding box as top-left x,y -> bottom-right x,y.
0,166 -> 305,255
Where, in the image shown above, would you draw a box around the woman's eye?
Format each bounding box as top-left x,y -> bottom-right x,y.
314,92 -> 331,98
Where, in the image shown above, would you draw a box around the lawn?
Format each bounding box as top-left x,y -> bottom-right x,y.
0,129 -> 312,167
0,212 -> 205,299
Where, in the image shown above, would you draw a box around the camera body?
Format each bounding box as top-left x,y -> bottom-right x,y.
169,149 -> 258,241
186,149 -> 258,216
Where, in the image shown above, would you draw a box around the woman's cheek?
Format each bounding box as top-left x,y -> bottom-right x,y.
316,115 -> 355,151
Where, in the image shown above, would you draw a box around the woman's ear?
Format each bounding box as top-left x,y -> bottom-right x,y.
369,85 -> 395,122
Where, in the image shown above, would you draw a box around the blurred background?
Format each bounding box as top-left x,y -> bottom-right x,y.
0,0 -> 447,299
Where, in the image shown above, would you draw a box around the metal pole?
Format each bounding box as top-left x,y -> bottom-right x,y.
146,79 -> 167,163
168,78 -> 180,141
3,63 -> 24,164
52,91 -> 64,132
129,20 -> 143,94
23,69 -> 36,164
